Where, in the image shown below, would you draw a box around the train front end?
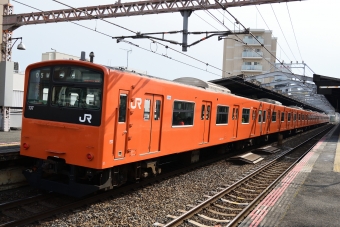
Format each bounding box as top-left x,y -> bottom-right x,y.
20,60 -> 108,197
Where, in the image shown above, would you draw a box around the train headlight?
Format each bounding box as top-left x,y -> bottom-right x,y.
23,143 -> 30,149
86,153 -> 94,161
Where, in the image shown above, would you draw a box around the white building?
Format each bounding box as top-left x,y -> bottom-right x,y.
0,51 -> 84,131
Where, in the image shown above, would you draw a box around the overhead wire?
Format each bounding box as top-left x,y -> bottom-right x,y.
255,5 -> 305,76
270,4 -> 297,62
202,7 -> 287,77
12,0 -> 224,77
213,1 -> 304,80
193,12 -> 220,31
254,5 -> 291,62
11,0 -> 320,110
50,0 -> 236,77
286,2 -> 303,61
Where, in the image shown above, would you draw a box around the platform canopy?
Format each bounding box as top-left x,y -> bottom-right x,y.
210,75 -> 326,113
313,74 -> 340,113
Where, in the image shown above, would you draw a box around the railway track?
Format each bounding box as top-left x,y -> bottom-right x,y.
153,125 -> 333,227
0,125 -> 330,227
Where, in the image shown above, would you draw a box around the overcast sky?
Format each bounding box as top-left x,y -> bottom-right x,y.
9,0 -> 340,81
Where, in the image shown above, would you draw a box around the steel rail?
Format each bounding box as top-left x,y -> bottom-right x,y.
0,193 -> 52,211
162,124 -> 332,227
0,125 -> 327,227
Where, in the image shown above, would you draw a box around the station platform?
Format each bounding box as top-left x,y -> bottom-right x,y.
0,130 -> 21,161
240,124 -> 340,227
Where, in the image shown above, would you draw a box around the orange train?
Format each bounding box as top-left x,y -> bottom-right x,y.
20,60 -> 329,196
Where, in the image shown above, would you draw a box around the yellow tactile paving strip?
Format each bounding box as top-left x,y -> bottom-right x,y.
333,134 -> 340,172
0,142 -> 20,147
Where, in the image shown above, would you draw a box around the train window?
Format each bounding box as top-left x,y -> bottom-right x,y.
272,111 -> 277,122
216,106 -> 229,125
27,67 -> 51,105
288,113 -> 291,122
281,112 -> 285,122
154,100 -> 161,120
252,110 -> 256,120
172,101 -> 194,126
201,105 -> 205,120
118,94 -> 127,122
294,114 -> 296,121
262,111 -> 266,122
242,108 -> 250,124
51,86 -> 101,109
53,66 -> 103,83
206,105 -> 211,120
258,110 -> 262,122
298,114 -> 301,121
144,99 -> 151,120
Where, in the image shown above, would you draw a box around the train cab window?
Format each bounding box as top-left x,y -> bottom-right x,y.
272,111 -> 277,122
288,113 -> 291,122
27,67 -> 51,105
294,114 -> 296,121
216,106 -> 229,125
118,94 -> 127,122
242,108 -> 250,124
281,112 -> 285,122
172,101 -> 194,126
144,99 -> 151,120
154,100 -> 161,120
262,111 -> 266,122
51,87 -> 101,109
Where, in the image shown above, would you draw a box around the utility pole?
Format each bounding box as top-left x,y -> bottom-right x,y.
120,48 -> 132,68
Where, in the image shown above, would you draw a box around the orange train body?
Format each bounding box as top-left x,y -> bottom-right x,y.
20,60 -> 329,196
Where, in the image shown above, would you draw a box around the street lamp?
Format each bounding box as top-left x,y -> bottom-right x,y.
120,48 -> 132,68
10,37 -> 26,50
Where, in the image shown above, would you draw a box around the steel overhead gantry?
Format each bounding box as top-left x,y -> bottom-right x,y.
2,0 -> 302,59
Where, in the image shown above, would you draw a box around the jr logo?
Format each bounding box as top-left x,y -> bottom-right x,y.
79,114 -> 92,123
28,106 -> 34,110
130,98 -> 142,109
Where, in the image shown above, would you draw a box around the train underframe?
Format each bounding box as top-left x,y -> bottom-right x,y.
23,124 -> 324,197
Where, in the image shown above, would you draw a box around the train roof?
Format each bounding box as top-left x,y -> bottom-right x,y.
107,66 -> 232,95
257,98 -> 282,105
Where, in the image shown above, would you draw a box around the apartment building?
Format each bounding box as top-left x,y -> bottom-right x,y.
222,29 -> 277,77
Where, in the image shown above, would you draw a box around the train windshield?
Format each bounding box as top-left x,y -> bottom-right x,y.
25,65 -> 103,126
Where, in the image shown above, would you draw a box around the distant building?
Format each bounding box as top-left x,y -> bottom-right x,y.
42,51 -> 85,61
222,29 -> 277,77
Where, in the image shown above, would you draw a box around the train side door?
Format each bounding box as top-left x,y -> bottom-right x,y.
250,108 -> 257,136
266,108 -> 271,133
114,91 -> 129,159
258,109 -> 263,135
141,94 -> 163,153
150,95 -> 163,152
200,101 -> 211,143
232,105 -> 239,138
